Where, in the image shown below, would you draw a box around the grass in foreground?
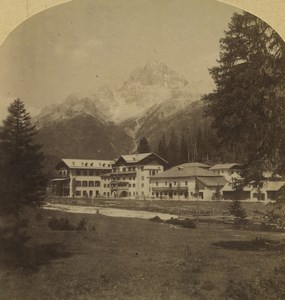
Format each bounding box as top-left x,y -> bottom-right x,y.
0,209 -> 285,299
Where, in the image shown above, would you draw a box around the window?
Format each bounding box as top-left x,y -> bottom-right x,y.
129,184 -> 131,187
174,181 -> 176,186
142,183 -> 144,188
83,191 -> 87,196
156,182 -> 158,186
152,170 -> 156,175
76,170 -> 81,176
76,191 -> 81,196
95,181 -> 100,187
89,170 -> 94,176
83,170 -> 87,176
141,166 -> 144,171
82,181 -> 87,187
89,181 -> 94,187
76,181 -> 81,187
133,184 -> 136,187
141,176 -> 144,180
104,184 -> 106,188
185,181 -> 188,186
165,182 -> 167,186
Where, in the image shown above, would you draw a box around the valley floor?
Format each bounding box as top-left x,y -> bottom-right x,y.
1,209 -> 285,299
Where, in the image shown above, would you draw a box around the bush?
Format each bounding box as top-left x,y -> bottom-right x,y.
165,217 -> 196,228
228,199 -> 248,227
149,216 -> 164,223
48,217 -> 95,231
48,217 -> 75,231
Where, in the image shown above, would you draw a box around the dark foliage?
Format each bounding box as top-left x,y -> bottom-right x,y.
48,216 -> 95,231
136,136 -> 151,153
228,199 -> 248,226
203,11 -> 285,182
0,99 -> 47,214
149,216 -> 164,223
0,99 -> 47,255
165,217 -> 196,228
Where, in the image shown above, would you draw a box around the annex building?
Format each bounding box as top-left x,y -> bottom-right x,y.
50,159 -> 114,197
150,164 -> 227,200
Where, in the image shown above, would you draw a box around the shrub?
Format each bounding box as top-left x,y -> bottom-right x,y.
228,199 -> 248,227
48,216 -> 95,231
149,216 -> 164,223
48,217 -> 75,231
77,218 -> 87,231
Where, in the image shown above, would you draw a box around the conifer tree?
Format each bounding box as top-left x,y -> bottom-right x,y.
168,130 -> 179,167
0,99 -> 46,246
136,136 -> 151,153
203,11 -> 285,179
157,133 -> 168,161
179,128 -> 189,164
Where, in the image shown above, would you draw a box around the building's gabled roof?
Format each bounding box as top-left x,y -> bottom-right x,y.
58,159 -> 114,170
177,162 -> 210,169
196,176 -> 228,187
121,153 -> 151,163
118,152 -> 168,165
151,166 -> 218,179
209,163 -> 241,171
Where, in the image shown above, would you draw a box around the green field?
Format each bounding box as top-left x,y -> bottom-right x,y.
1,208 -> 285,300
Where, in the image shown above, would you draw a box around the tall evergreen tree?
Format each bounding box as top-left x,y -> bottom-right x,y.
168,130 -> 179,167
136,136 -> 151,153
0,99 -> 47,251
203,12 -> 285,181
157,133 -> 168,161
179,128 -> 189,164
0,99 -> 46,214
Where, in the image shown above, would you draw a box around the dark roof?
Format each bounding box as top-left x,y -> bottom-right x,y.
196,176 -> 228,187
117,152 -> 168,165
151,166 -> 219,179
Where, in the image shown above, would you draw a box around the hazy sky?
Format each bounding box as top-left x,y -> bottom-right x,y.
0,0 -> 241,118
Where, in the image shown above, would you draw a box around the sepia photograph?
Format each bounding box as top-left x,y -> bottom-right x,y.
0,0 -> 285,299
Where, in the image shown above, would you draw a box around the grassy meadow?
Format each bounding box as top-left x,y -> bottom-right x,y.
1,208 -> 285,300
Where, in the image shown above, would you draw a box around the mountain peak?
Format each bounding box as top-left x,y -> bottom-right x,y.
128,61 -> 188,88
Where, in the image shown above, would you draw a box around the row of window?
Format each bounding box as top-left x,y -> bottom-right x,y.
110,183 -> 145,188
76,181 -> 101,187
75,170 -> 109,176
113,166 -> 143,172
155,191 -> 188,197
111,176 -> 136,181
155,181 -> 188,186
75,191 -> 111,197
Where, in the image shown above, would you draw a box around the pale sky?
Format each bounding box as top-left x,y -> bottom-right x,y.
0,0 -> 242,118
